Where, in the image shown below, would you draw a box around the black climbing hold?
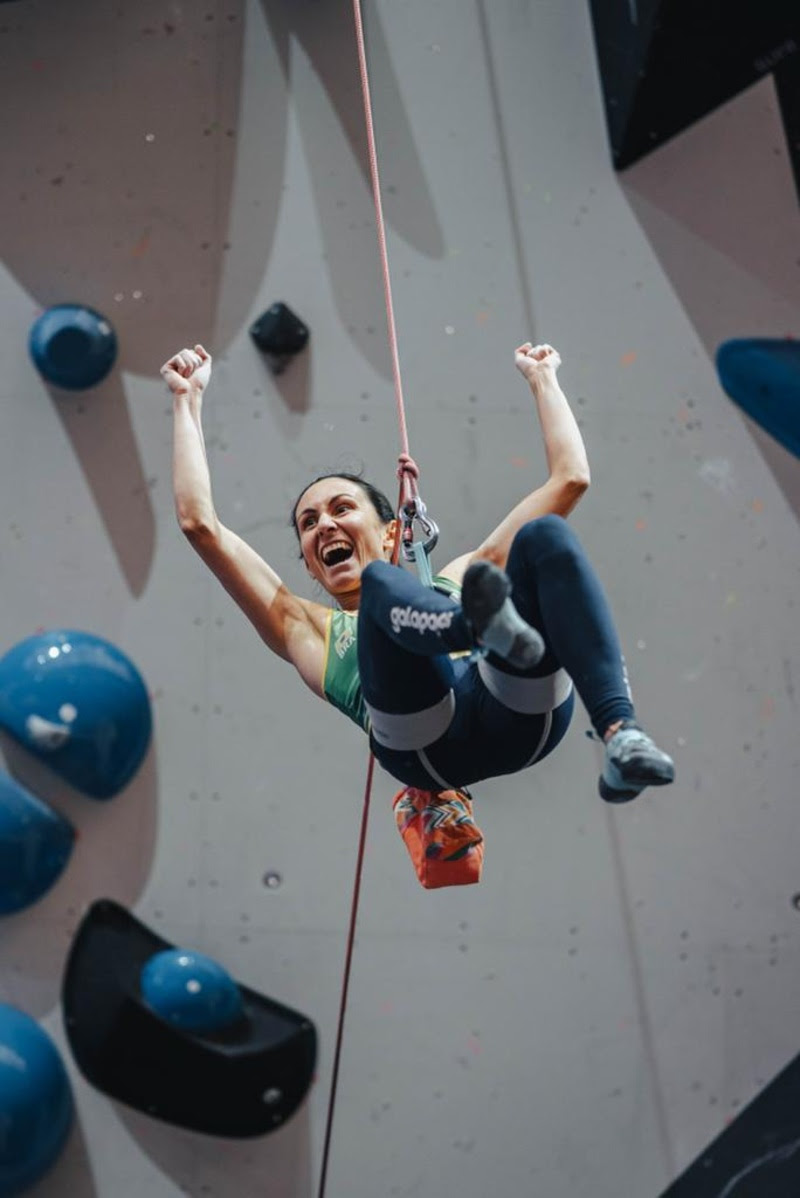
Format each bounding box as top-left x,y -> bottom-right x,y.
62,899 -> 317,1137
249,303 -> 309,375
588,0 -> 800,202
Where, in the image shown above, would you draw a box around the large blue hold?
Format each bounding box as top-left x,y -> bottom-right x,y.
0,773 -> 74,915
0,1005 -> 73,1197
716,337 -> 800,460
140,949 -> 245,1034
29,304 -> 117,391
0,630 -> 152,800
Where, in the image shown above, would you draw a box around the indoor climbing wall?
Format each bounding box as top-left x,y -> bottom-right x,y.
0,1 -> 798,1196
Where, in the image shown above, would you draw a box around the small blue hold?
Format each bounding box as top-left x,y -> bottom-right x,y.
29,304 -> 117,391
0,773 -> 74,916
0,1004 -> 73,1197
0,630 -> 152,800
140,949 -> 245,1035
716,337 -> 800,460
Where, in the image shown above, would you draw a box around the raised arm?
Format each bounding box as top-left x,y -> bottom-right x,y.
440,343 -> 590,583
163,346 -> 327,693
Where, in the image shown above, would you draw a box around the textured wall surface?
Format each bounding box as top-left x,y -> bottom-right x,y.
1,1 -> 798,1195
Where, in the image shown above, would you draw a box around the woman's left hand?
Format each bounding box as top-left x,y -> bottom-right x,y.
514,342 -> 561,381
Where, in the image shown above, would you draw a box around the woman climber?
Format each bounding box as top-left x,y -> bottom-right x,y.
163,340 -> 674,886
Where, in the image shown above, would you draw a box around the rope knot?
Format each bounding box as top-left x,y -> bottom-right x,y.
396,452 -> 420,485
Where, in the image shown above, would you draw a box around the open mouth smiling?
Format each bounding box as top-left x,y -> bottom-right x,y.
320,541 -> 354,567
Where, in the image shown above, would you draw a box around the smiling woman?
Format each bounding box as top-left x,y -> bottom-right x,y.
292,476 -> 397,610
163,342 -> 674,883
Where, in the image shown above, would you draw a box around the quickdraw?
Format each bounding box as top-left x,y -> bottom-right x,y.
400,492 -> 439,589
396,452 -> 438,586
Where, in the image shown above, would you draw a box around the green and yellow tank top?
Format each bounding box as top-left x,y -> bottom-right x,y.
321,575 -> 462,732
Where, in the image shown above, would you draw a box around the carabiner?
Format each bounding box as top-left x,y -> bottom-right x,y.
400,494 -> 439,562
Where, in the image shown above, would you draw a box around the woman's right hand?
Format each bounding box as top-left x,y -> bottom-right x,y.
160,344 -> 212,396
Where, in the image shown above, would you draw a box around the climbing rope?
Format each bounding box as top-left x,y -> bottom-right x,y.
316,6 -> 434,1197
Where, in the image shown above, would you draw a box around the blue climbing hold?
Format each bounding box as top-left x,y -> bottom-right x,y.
140,949 -> 245,1034
29,303 -> 117,391
0,630 -> 152,800
0,1004 -> 73,1197
716,337 -> 800,459
0,772 -> 74,916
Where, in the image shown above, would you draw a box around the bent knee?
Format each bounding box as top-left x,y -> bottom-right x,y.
360,559 -> 398,594
515,513 -> 576,551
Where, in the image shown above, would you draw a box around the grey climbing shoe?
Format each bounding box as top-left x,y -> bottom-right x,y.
461,560 -> 544,671
599,720 -> 675,803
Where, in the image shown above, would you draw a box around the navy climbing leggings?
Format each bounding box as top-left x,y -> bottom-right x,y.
356,514 -> 635,790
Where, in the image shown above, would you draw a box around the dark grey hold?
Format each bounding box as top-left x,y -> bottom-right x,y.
249,302 -> 309,375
